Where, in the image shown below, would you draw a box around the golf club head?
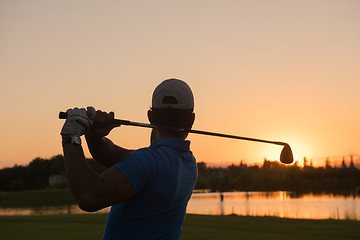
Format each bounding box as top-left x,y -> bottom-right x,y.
280,144 -> 294,164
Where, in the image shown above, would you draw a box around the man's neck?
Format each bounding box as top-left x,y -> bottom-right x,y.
151,129 -> 187,143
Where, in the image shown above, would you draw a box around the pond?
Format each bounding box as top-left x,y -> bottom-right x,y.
187,191 -> 359,220
1,191 -> 359,220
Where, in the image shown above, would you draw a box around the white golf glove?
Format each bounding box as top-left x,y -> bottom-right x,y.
60,107 -> 95,136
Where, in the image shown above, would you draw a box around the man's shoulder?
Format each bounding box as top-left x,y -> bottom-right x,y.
128,146 -> 155,158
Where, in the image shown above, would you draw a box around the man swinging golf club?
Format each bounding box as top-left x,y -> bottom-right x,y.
60,78 -> 197,239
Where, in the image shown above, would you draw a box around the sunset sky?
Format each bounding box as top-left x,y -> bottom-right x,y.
1,0 -> 359,169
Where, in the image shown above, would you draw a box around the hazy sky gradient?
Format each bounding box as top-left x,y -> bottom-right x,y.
1,0 -> 359,168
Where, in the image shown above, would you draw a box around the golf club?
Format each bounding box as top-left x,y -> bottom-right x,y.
59,111 -> 294,164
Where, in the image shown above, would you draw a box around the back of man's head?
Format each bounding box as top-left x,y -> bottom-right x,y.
152,78 -> 194,111
150,79 -> 195,135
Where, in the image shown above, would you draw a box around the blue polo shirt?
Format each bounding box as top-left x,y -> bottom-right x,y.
102,137 -> 197,240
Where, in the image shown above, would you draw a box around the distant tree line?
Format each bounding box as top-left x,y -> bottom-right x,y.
0,156 -> 359,194
0,155 -> 105,191
196,160 -> 360,194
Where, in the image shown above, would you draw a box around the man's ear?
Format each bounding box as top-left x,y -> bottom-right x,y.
189,112 -> 195,128
147,110 -> 153,124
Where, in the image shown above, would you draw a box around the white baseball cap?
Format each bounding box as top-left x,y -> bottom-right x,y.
152,78 -> 194,110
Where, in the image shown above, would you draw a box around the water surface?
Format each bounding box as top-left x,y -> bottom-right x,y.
187,191 -> 359,220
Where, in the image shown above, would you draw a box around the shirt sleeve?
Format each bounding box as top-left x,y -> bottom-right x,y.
114,148 -> 156,193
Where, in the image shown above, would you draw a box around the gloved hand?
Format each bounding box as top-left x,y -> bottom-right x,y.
60,107 -> 95,136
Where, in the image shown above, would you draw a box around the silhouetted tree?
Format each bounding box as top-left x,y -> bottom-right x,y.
342,158 -> 347,169
325,158 -> 332,169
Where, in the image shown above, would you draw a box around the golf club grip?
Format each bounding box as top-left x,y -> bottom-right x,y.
58,112 -> 68,119
58,111 -> 130,126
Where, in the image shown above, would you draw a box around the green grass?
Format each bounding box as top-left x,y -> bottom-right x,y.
0,214 -> 359,240
182,214 -> 360,240
0,214 -> 106,240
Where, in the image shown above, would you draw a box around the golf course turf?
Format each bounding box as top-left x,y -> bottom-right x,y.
1,214 -> 359,240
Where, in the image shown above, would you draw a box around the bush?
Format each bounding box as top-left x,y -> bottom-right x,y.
10,180 -> 24,191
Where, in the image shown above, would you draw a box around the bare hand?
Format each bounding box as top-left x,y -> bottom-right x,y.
86,107 -> 120,139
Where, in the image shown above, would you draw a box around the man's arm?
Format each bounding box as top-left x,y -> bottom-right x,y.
63,142 -> 136,212
60,107 -> 136,211
86,135 -> 133,168
85,108 -> 133,168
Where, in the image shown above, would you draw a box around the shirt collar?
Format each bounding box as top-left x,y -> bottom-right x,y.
150,137 -> 190,152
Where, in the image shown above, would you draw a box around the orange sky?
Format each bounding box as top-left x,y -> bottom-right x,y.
0,0 -> 359,168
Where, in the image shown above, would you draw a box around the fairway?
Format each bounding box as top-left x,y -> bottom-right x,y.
1,214 -> 359,240
182,215 -> 360,240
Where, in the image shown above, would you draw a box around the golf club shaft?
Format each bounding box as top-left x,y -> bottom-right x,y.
59,111 -> 287,146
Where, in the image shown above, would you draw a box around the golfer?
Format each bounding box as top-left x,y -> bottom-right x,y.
61,79 -> 198,239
